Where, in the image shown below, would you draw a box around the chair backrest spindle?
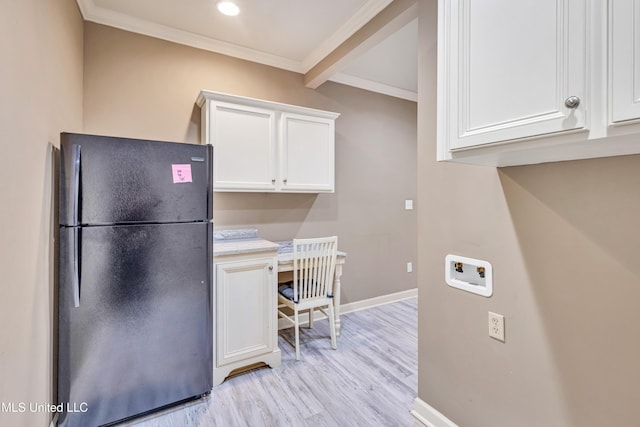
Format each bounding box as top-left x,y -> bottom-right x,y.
292,236 -> 338,302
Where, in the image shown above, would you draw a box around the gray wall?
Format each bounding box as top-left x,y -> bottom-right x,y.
0,1 -> 84,426
83,22 -> 418,304
417,1 -> 640,425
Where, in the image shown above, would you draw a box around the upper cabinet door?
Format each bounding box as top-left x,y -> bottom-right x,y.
280,113 -> 335,193
440,0 -> 587,151
209,102 -> 277,191
610,0 -> 640,123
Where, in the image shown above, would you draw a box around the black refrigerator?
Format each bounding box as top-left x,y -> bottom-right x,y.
58,133 -> 213,427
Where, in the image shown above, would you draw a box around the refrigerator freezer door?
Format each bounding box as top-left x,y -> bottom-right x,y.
60,133 -> 212,226
58,222 -> 213,427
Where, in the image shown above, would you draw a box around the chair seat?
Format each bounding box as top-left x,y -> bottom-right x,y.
278,281 -> 298,302
279,281 -> 333,303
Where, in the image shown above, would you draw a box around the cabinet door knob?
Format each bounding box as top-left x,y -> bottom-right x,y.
564,96 -> 580,109
268,265 -> 273,270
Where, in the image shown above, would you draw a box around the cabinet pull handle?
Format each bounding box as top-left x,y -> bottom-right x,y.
72,227 -> 81,308
271,179 -> 276,184
565,96 -> 580,109
71,144 -> 81,226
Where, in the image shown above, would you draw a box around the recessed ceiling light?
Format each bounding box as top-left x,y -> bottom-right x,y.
217,1 -> 240,16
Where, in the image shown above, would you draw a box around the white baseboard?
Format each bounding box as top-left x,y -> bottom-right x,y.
278,288 -> 417,330
411,397 -> 458,427
341,288 -> 417,315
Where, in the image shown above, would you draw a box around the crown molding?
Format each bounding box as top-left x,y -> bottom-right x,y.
76,0 -> 414,100
76,0 -> 303,72
76,0 -> 392,74
330,73 -> 417,102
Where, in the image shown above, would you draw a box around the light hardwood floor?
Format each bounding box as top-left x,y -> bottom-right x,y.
121,297 -> 418,427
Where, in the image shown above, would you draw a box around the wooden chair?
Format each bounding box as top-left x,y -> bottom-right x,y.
277,236 -> 338,360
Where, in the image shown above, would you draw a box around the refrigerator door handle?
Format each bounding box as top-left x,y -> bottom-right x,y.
73,227 -> 80,308
72,144 -> 81,225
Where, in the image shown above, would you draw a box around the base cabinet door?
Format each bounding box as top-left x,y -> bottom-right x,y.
213,255 -> 280,384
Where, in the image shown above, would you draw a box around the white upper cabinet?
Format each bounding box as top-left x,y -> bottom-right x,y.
280,113 -> 335,192
610,0 -> 640,123
209,102 -> 277,191
197,91 -> 339,192
438,0 -> 640,166
442,0 -> 586,150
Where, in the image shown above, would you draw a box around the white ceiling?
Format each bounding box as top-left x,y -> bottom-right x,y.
76,0 -> 418,101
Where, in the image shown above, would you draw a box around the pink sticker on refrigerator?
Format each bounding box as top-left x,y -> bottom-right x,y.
172,164 -> 192,183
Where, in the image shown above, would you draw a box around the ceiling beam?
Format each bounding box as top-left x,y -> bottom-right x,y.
304,0 -> 418,89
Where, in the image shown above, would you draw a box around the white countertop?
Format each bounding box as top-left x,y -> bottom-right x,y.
213,229 -> 346,262
273,240 -> 347,264
213,238 -> 279,257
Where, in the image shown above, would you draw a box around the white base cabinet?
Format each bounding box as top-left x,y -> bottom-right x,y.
438,0 -> 640,166
213,252 -> 281,386
197,91 -> 339,192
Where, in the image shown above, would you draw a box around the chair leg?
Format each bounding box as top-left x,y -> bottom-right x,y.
309,308 -> 314,329
327,302 -> 337,350
294,308 -> 301,361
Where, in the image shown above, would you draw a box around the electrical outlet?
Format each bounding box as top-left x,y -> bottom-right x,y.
407,262 -> 413,273
488,311 -> 505,342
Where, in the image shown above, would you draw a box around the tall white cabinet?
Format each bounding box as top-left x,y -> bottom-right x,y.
197,91 -> 339,192
438,0 -> 640,166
